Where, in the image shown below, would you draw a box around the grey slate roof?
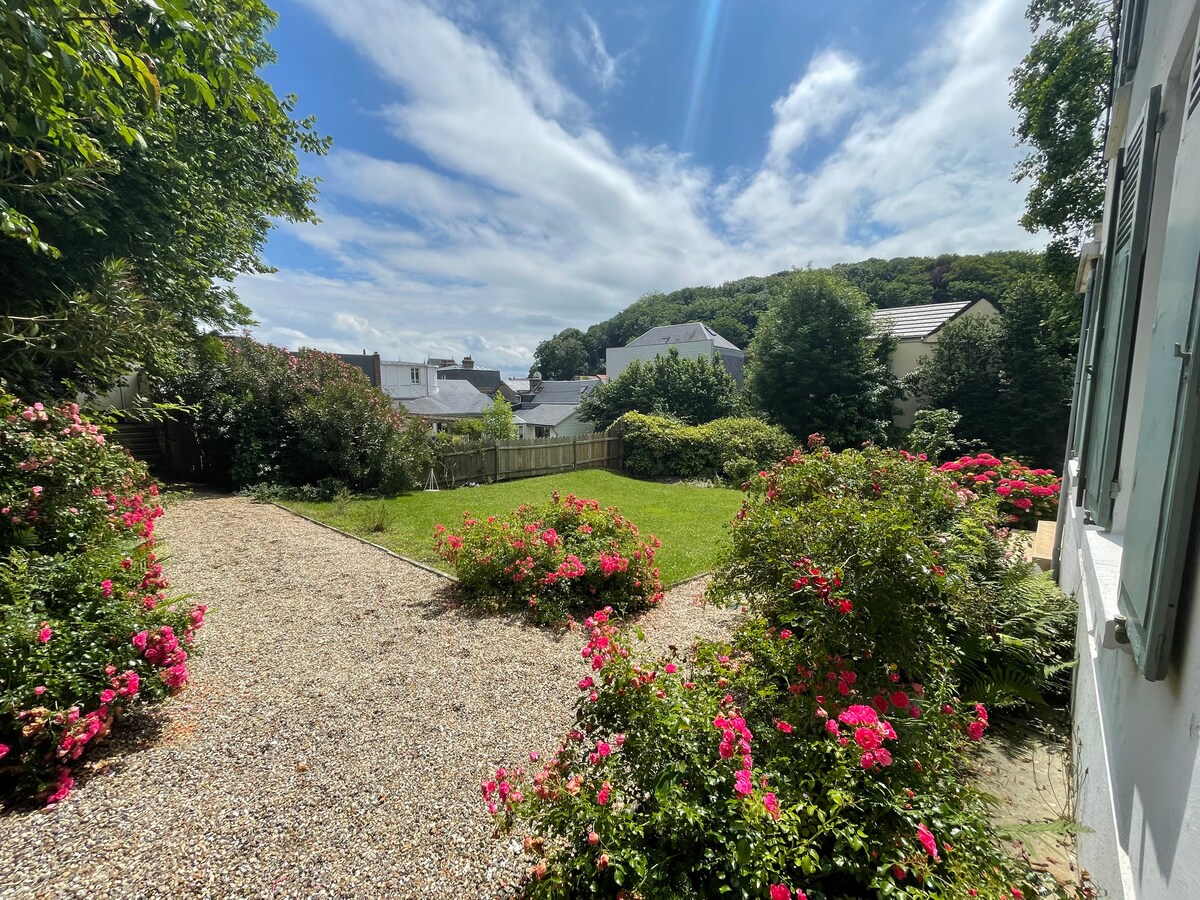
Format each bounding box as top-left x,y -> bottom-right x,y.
871,301 -> 973,341
438,366 -> 504,394
522,380 -> 598,406
626,322 -> 742,352
397,379 -> 492,418
516,404 -> 579,427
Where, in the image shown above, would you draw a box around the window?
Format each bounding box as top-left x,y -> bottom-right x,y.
410,367 -> 421,384
1119,0 -> 1148,85
535,426 -> 551,439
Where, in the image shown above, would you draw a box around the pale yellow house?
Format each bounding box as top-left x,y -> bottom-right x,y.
871,299 -> 998,427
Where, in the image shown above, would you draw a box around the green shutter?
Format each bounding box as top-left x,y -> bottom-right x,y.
1119,49 -> 1200,681
1082,86 -> 1162,529
1119,0 -> 1147,85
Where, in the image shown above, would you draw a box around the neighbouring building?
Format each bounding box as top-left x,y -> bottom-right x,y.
513,377 -> 600,439
438,355 -> 519,402
380,359 -> 492,430
870,299 -> 997,427
605,323 -> 745,385
1055,2 -> 1200,897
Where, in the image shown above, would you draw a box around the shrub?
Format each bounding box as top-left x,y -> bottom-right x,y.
435,492 -> 664,624
484,442 -> 1072,897
937,453 -> 1060,528
0,396 -> 204,802
167,337 -> 434,493
616,412 -> 794,482
904,407 -> 965,462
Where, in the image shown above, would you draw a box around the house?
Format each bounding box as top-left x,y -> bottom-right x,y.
605,323 -> 745,385
438,355 -> 519,402
1054,2 -> 1200,897
870,299 -> 997,427
513,377 -> 600,439
380,359 -> 492,430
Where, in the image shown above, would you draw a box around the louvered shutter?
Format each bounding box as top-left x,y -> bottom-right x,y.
1119,0 -> 1148,85
1118,45 -> 1200,681
1082,86 -> 1162,528
1073,156 -> 1124,506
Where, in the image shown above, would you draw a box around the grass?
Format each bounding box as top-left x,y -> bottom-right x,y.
285,470 -> 744,585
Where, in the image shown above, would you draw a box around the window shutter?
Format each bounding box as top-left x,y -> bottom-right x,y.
1119,0 -> 1148,85
1081,85 -> 1162,528
1119,74 -> 1200,680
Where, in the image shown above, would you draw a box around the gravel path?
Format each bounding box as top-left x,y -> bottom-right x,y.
0,494 -> 740,899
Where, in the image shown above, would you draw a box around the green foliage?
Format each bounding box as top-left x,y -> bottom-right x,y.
1010,0 -> 1113,241
578,348 -> 741,430
435,492 -> 664,624
746,270 -> 899,447
486,445 -> 1073,899
616,412 -> 794,482
1,0 -> 326,400
166,338 -> 434,493
0,395 -> 205,801
531,328 -> 592,380
907,276 -> 1075,467
904,408 -> 964,462
481,394 -> 519,441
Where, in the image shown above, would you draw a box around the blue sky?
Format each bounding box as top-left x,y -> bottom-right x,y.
242,0 -> 1044,375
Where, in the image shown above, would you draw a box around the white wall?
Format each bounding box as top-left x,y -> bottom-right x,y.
1060,4 -> 1200,898
606,341 -> 717,380
380,361 -> 438,400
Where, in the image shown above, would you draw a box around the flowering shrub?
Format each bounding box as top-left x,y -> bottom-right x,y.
485,442 -> 1070,898
616,412 -> 795,483
435,492 -> 664,623
166,337 -> 434,493
937,453 -> 1060,529
0,396 -> 204,802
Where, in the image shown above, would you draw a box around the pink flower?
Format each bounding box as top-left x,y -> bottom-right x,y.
854,727 -> 882,751
33,685 -> 45,696
779,629 -> 793,640
763,792 -> 781,819
132,630 -> 148,650
770,885 -> 791,900
873,747 -> 893,767
917,823 -> 939,860
100,580 -> 113,598
37,624 -> 52,644
734,768 -> 753,796
597,782 -> 611,805
890,691 -> 909,708
837,705 -> 878,726
46,769 -> 74,804
0,743 -> 8,760
596,741 -> 612,758
99,689 -> 116,704
664,663 -> 677,674
967,720 -> 986,741
776,720 -> 793,734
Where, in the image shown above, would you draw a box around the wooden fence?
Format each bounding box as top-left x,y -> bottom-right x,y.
433,431 -> 623,488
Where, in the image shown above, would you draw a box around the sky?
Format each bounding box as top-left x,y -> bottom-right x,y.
242,0 -> 1045,376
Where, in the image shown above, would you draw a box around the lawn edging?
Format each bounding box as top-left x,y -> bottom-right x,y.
270,500 -> 459,582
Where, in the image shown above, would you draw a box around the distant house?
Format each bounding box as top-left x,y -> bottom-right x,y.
331,352 -> 383,388
380,359 -> 492,430
606,323 -> 745,385
870,299 -> 997,427
438,355 -> 519,402
513,377 -> 601,439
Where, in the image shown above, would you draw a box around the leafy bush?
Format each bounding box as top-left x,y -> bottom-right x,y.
937,453 -> 1060,528
616,412 -> 794,482
435,492 -> 664,624
485,442 -> 1073,898
0,396 -> 204,802
168,337 -> 433,493
904,408 -> 965,462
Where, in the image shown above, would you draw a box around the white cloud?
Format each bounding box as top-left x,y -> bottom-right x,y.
241,0 -> 1043,375
570,11 -> 623,90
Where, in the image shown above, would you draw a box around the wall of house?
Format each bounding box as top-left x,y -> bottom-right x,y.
606,341 -> 741,381
1060,4 -> 1200,898
551,410 -> 597,438
380,361 -> 438,400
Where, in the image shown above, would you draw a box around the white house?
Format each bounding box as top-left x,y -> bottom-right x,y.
380,359 -> 439,401
870,299 -> 997,427
1055,2 -> 1200,897
605,323 -> 745,385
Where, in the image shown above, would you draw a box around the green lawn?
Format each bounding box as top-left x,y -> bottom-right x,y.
286,470 -> 744,585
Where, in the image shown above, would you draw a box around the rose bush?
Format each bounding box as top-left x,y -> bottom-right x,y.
435,492 -> 664,624
485,441 -> 1071,898
937,454 -> 1060,529
0,396 -> 204,802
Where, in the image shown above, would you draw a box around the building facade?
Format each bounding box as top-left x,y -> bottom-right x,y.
605,323 -> 745,384
1056,2 -> 1200,897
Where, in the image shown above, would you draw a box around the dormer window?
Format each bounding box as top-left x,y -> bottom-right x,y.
410,367 -> 421,384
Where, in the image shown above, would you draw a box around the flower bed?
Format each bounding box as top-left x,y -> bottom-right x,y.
937,453 -> 1060,529
483,441 -> 1071,898
0,397 -> 204,802
435,492 -> 663,624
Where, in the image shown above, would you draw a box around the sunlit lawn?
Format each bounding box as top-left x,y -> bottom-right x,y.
286,469 -> 744,585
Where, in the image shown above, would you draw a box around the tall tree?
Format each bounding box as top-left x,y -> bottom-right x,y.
531,328 -> 591,380
745,270 -> 898,447
480,393 -> 518,441
577,348 -> 740,431
1,0 -> 326,400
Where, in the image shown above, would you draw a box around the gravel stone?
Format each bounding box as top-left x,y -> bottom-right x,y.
0,495 -> 740,899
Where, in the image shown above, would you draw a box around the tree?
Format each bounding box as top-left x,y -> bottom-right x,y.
577,348 -> 741,431
480,393 -> 518,441
1,0 -> 326,400
906,276 -> 1075,467
745,270 -> 898,447
531,328 -> 592,380
1010,0 -> 1113,243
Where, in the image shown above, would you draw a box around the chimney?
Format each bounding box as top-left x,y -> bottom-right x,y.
462,355 -> 475,369
530,371 -> 542,390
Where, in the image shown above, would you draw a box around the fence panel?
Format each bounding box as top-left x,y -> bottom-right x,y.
432,431 -> 623,488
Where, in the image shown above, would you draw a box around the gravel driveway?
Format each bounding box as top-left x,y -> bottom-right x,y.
0,494 -> 739,900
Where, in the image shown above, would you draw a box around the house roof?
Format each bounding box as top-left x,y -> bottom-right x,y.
625,322 -> 742,353
870,301 -> 974,341
397,379 -> 493,418
516,404 -> 579,427
438,366 -> 504,394
522,380 -> 599,406
507,378 -> 532,393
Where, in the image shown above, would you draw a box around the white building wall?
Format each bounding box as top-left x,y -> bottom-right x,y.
380,361 -> 438,400
551,410 -> 596,438
606,340 -> 718,380
1060,3 -> 1200,898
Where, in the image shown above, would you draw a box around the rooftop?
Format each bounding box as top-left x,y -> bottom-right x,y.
397,379 -> 493,418
870,301 -> 974,341
625,322 -> 742,352
515,404 -> 579,427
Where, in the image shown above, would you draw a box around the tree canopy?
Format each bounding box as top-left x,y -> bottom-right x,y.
1,0 -> 327,400
745,270 -> 899,447
577,348 -> 740,431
